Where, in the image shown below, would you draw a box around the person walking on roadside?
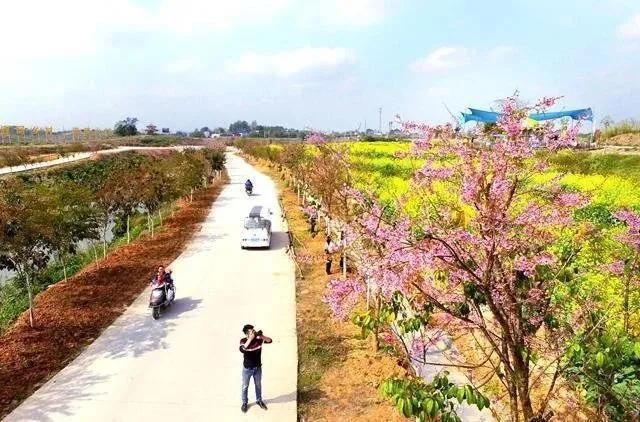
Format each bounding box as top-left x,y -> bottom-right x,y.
239,324 -> 273,413
308,206 -> 318,237
324,236 -> 336,275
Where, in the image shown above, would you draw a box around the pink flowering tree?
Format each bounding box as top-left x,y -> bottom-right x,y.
607,210 -> 640,334
326,95 -> 599,421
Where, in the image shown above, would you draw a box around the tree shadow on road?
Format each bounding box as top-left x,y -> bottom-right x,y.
5,297 -> 203,421
266,391 -> 297,404
4,364 -> 110,422
99,296 -> 202,360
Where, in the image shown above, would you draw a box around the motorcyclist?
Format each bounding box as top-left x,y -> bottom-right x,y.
245,179 -> 253,192
151,265 -> 173,289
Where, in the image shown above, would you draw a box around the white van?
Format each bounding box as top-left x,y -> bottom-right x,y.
240,206 -> 272,249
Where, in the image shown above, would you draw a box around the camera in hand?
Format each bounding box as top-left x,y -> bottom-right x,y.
256,330 -> 263,336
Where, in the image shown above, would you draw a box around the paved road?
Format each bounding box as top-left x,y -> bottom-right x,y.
5,151 -> 297,422
0,146 -> 203,176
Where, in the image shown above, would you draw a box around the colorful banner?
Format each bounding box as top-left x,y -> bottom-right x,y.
462,108 -> 593,124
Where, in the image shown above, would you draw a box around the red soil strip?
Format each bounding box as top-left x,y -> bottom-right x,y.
0,173 -> 228,418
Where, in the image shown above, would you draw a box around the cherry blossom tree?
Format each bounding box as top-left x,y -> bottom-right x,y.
326,95 -> 595,421
607,210 -> 640,335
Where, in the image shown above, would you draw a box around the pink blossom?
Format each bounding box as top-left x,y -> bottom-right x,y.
534,96 -> 559,110
607,260 -> 625,276
323,278 -> 364,320
529,315 -> 544,327
415,161 -> 455,182
410,338 -> 427,360
380,331 -> 396,344
296,251 -> 315,266
514,253 -> 555,278
615,209 -> 640,248
525,288 -> 547,306
555,192 -> 587,208
306,133 -> 327,145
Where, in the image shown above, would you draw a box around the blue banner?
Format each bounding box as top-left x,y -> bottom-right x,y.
461,107 -> 593,124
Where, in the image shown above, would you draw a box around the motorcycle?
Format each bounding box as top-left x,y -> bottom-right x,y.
149,279 -> 175,320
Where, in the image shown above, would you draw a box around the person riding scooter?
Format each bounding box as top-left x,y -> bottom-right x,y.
152,265 -> 173,288
149,265 -> 175,319
245,179 -> 253,194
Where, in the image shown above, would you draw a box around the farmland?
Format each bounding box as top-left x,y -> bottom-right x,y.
240,131 -> 640,422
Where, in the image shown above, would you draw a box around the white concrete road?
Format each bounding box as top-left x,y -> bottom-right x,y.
4,151 -> 297,422
0,146 -> 203,176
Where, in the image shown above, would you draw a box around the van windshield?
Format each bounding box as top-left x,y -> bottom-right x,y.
244,217 -> 268,229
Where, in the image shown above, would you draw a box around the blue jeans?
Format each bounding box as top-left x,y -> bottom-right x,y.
241,366 -> 262,404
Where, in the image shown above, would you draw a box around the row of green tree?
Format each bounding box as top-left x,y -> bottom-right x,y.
115,116 -> 309,139
188,121 -> 307,138
0,147 -> 225,329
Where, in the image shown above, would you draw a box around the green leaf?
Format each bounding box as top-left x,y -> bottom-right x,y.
596,351 -> 605,367
634,342 -> 640,359
456,387 -> 465,404
424,398 -> 434,417
404,398 -> 413,417
464,385 -> 476,404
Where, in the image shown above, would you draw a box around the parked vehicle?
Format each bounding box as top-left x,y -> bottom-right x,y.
149,279 -> 175,320
241,205 -> 272,249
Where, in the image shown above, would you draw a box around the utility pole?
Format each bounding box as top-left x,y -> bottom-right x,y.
378,107 -> 382,133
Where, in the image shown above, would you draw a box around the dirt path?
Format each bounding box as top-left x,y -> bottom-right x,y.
245,157 -> 409,422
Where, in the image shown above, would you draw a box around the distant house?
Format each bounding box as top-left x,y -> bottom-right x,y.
211,133 -> 221,138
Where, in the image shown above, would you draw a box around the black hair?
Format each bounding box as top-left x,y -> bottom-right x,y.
242,324 -> 254,334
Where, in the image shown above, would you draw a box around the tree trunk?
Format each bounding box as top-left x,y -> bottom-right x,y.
147,212 -> 153,238
509,389 -> 520,422
61,254 -> 68,282
92,242 -> 98,264
624,274 -> 630,334
373,295 -> 381,352
158,210 -> 163,226
190,188 -> 194,202
342,250 -> 347,278
25,272 -> 35,328
127,215 -> 130,244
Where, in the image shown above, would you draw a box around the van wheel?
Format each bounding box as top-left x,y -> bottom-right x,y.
152,308 -> 160,320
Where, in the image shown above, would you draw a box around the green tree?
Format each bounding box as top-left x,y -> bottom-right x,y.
145,123 -> 158,135
0,180 -> 56,327
48,181 -> 100,281
190,128 -> 203,138
229,120 -> 250,134
114,117 -> 139,136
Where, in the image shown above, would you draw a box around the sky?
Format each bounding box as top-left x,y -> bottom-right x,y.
0,0 -> 639,132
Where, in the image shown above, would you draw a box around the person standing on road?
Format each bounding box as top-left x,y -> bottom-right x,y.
239,324 -> 273,413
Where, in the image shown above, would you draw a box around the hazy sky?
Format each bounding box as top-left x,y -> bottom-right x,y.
0,0 -> 639,132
